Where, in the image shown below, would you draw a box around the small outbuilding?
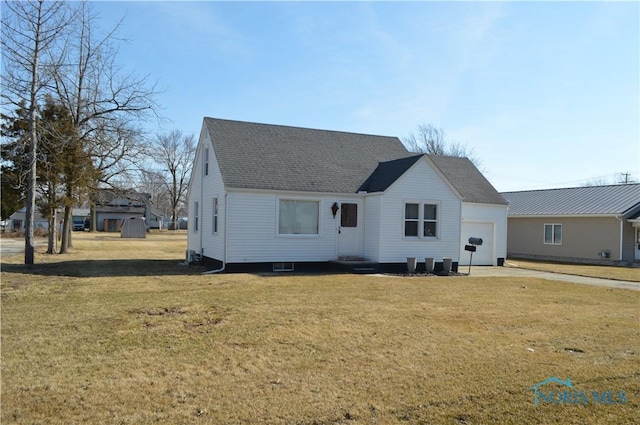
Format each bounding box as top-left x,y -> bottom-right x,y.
120,216 -> 147,238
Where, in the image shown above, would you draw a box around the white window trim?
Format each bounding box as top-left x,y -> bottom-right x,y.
212,197 -> 218,235
544,223 -> 562,245
403,200 -> 440,240
204,147 -> 209,176
193,200 -> 199,233
276,197 -> 321,238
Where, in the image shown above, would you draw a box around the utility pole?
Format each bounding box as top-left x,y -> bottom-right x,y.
619,172 -> 634,184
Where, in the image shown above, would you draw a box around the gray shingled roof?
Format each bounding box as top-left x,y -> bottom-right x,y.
205,118 -> 411,193
204,118 -> 507,205
501,184 -> 640,217
358,154 -> 423,192
429,155 -> 508,205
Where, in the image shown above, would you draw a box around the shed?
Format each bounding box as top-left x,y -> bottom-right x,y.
121,217 -> 147,238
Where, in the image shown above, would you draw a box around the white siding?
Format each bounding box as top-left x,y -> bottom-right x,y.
187,128 -> 226,261
460,203 -> 508,265
363,195 -> 382,261
377,159 -> 462,263
226,191 -> 359,263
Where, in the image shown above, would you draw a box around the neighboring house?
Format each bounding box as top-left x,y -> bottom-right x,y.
8,208 -> 49,231
501,184 -> 640,263
93,190 -> 152,232
187,118 -> 508,272
148,210 -> 166,230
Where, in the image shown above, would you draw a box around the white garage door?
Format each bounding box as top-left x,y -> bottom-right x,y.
460,222 -> 494,266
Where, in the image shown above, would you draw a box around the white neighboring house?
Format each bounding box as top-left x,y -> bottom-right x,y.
186,118 -> 508,272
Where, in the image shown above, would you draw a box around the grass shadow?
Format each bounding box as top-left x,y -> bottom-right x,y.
1,259 -> 207,277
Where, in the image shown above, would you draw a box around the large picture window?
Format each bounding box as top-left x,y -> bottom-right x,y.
279,200 -> 319,235
544,224 -> 562,245
404,202 -> 438,238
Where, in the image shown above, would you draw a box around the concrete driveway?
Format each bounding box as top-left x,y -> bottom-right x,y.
0,237 -> 47,256
467,266 -> 640,291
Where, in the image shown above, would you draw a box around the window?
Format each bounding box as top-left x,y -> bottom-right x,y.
193,201 -> 199,232
544,224 -> 562,245
404,203 -> 419,237
204,148 -> 209,176
404,202 -> 438,238
341,203 -> 357,227
212,198 -> 218,234
278,199 -> 319,235
423,204 -> 437,237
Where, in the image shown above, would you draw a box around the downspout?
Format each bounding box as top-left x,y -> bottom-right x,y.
617,215 -> 624,261
203,191 -> 227,274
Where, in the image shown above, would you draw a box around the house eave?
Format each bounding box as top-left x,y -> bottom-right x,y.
507,213 -> 623,219
226,186 -> 365,198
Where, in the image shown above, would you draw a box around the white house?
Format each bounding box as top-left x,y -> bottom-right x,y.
186,118 -> 508,272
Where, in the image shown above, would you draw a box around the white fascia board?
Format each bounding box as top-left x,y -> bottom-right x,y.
226,187 -> 366,198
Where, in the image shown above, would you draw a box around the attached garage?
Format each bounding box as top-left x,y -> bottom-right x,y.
428,156 -> 508,268
460,221 -> 495,265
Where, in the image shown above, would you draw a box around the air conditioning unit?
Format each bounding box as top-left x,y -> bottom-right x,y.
185,249 -> 196,264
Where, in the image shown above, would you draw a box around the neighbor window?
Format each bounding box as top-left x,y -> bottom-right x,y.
279,199 -> 319,235
204,148 -> 209,176
544,224 -> 562,244
193,201 -> 199,232
404,202 -> 438,238
212,198 -> 218,234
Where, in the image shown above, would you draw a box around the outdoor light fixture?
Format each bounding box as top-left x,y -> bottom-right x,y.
331,202 -> 339,218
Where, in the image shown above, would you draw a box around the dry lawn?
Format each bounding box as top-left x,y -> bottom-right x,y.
506,259 -> 640,282
1,233 -> 639,424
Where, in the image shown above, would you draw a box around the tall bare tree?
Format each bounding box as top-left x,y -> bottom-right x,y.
50,1 -> 161,244
152,130 -> 195,230
403,123 -> 482,168
1,0 -> 73,264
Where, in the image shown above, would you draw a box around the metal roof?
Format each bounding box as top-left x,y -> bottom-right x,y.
501,184 -> 640,217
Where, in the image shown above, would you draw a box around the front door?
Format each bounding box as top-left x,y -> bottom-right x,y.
337,201 -> 364,257
635,228 -> 640,261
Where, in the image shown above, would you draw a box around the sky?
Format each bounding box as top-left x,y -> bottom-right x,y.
92,1 -> 639,192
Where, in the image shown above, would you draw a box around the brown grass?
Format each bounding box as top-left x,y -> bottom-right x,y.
2,233 -> 639,424
507,259 -> 640,282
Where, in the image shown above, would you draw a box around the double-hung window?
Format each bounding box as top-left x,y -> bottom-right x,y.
544,224 -> 562,245
204,148 -> 209,176
278,199 -> 319,235
193,201 -> 199,232
212,198 -> 218,234
404,202 -> 438,238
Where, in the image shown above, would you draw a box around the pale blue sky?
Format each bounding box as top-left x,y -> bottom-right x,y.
94,1 -> 639,192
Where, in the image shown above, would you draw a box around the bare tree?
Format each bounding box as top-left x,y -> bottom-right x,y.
137,168 -> 171,226
1,0 -> 73,264
152,130 -> 195,230
50,1 -> 162,246
403,123 -> 482,168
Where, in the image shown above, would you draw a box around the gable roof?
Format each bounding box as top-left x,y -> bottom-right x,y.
502,184 -> 640,217
204,117 -> 411,194
358,154 -> 424,193
428,155 -> 508,205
